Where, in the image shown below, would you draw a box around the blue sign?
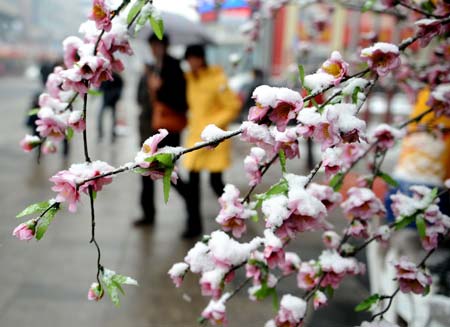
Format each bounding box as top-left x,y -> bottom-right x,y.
198,0 -> 248,13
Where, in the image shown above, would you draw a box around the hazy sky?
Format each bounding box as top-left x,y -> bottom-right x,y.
153,0 -> 199,21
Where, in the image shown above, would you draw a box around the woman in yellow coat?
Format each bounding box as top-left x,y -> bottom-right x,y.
182,44 -> 241,238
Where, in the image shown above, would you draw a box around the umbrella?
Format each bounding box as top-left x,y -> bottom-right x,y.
139,11 -> 214,45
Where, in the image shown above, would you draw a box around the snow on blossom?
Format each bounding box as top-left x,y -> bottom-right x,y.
394,257 -> 432,295
42,140 -> 57,154
12,221 -> 36,241
246,251 -> 267,284
271,127 -> 300,159
322,147 -> 343,179
208,231 -> 262,270
304,72 -> 335,93
68,110 -> 86,132
263,229 -> 285,269
262,194 -> 290,229
322,231 -> 341,250
279,252 -> 301,275
248,85 -> 303,131
200,269 -> 226,299
184,242 -> 215,274
428,83 -> 450,117
360,42 -> 400,77
87,282 -> 103,301
201,293 -> 230,326
325,103 -> 366,143
50,161 -> 114,212
296,107 -> 321,138
340,143 -> 367,169
240,121 -> 275,153
313,290 -> 327,309
20,134 -> 41,152
274,294 -> 307,327
319,250 -> 364,288
341,187 -> 386,220
201,124 -> 232,143
416,19 -> 445,48
375,225 -> 391,243
342,78 -> 369,97
35,107 -> 68,141
216,184 -> 254,238
346,219 -> 369,239
88,0 -> 120,32
318,51 -> 349,85
244,147 -> 267,186
297,261 -> 319,290
62,36 -> 84,68
370,124 -> 404,150
168,262 -> 189,288
307,183 -> 342,211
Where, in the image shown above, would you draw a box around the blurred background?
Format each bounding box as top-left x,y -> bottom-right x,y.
0,0 -> 435,326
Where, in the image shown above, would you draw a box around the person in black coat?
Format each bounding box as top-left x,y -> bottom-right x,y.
97,71 -> 124,142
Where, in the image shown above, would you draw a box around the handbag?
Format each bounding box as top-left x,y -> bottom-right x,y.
151,101 -> 187,133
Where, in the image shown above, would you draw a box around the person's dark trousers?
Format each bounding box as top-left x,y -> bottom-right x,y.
98,104 -> 117,141
140,175 -> 155,222
184,172 -> 225,235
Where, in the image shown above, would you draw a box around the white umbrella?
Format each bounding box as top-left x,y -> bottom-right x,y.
139,11 -> 213,45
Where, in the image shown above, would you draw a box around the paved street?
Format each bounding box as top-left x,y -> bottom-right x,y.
0,75 -> 371,327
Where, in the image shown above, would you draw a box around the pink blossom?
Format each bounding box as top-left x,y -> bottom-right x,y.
322,231 -> 341,250
313,291 -> 327,309
297,261 -> 319,290
12,221 -> 35,241
272,127 -> 300,159
62,36 -> 83,67
322,147 -> 343,179
341,143 -> 366,169
296,108 -> 321,138
41,141 -> 57,155
380,0 -> 397,8
87,282 -> 103,301
318,51 -> 349,85
341,187 -> 386,220
35,107 -> 67,141
246,255 -> 266,285
50,170 -> 80,212
274,294 -> 306,327
88,0 -> 116,32
269,88 -> 303,132
416,19 -> 445,48
319,250 -> 364,288
313,120 -> 341,151
168,262 -> 189,288
394,257 -> 432,295
307,183 -> 342,211
240,121 -> 275,154
60,68 -> 88,94
244,147 -> 266,187
263,229 -> 285,269
216,184 -> 254,238
201,296 -> 228,326
375,225 -> 391,243
248,85 -> 274,122
68,110 -> 86,132
371,124 -> 404,150
141,129 -> 169,156
427,84 -> 450,117
279,252 -> 301,275
20,134 -> 41,152
134,129 -> 170,178
346,219 -> 369,239
200,270 -> 225,299
45,66 -> 65,98
360,42 -> 400,77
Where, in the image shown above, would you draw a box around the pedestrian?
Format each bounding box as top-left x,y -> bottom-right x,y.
98,71 -> 123,142
134,34 -> 196,236
182,44 -> 241,238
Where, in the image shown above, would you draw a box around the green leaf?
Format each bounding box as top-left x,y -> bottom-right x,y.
362,0 -> 376,12
278,150 -> 286,173
163,167 -> 173,203
155,153 -> 174,167
87,89 -> 103,96
272,288 -> 279,311
329,172 -> 344,192
355,293 -> 380,312
28,108 -> 40,116
323,285 -> 334,299
251,213 -> 259,222
429,187 -> 438,201
127,0 -> 146,24
65,127 -> 74,141
253,282 -> 275,301
416,215 -> 427,239
102,269 -> 138,307
17,201 -> 51,218
378,172 -> 399,188
36,206 -> 59,240
266,179 -> 288,197
352,86 -> 361,104
298,64 -> 305,86
395,213 -> 417,230
149,16 -> 164,40
92,191 -> 97,200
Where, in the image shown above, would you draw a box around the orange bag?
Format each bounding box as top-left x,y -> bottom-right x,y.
151,101 -> 187,133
